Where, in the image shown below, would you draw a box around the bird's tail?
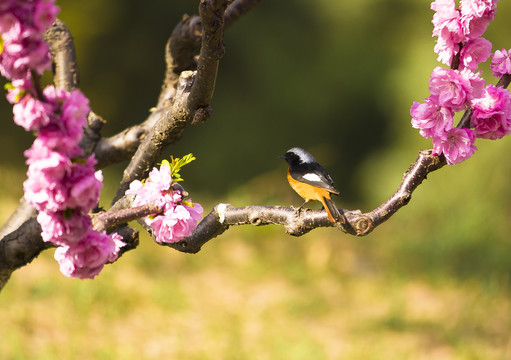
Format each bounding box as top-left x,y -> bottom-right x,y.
321,196 -> 346,225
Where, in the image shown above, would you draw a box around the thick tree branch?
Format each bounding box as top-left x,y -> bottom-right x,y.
186,0 -> 227,114
0,0 -> 260,289
43,19 -> 79,91
162,0 -> 259,92
94,111 -> 160,169
113,0 -> 229,203
0,218 -> 50,289
0,198 -> 36,240
0,210 -> 141,291
95,0 -> 262,169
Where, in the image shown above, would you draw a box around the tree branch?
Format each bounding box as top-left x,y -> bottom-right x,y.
0,148 -> 453,289
94,0 -> 262,170
0,208 -> 142,291
113,0 -> 229,203
0,217 -> 51,289
153,150 -> 446,254
224,0 -> 262,28
43,19 -> 79,91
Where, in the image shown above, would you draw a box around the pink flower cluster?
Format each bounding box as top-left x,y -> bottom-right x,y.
432,0 -> 496,67
23,87 -> 124,279
1,0 -> 124,279
126,164 -> 203,243
491,49 -> 511,78
0,0 -> 58,81
411,0 -> 511,165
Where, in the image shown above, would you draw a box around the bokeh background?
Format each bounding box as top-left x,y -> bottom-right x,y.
1,0 -> 511,359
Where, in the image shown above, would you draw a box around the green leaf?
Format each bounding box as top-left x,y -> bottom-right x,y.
161,159 -> 171,169
168,153 -> 196,182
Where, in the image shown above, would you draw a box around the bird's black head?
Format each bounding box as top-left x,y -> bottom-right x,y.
280,147 -> 317,166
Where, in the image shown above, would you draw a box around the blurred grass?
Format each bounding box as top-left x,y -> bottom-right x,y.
2,0 -> 511,359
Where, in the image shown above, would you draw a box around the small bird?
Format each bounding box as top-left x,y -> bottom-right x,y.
281,147 -> 345,224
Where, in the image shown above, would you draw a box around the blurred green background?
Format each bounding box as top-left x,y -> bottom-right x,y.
2,0 -> 511,359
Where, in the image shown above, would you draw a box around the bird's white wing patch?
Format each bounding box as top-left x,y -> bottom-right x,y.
302,173 -> 322,182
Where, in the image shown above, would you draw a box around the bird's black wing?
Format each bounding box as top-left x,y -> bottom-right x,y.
289,162 -> 340,194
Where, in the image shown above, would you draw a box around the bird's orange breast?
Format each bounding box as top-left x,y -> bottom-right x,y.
287,168 -> 332,202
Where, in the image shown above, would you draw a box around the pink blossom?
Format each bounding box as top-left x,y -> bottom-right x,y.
0,12 -> 22,42
126,162 -> 203,243
471,84 -> 511,139
491,48 -> 511,78
65,159 -> 103,211
459,68 -> 485,99
70,231 -> 115,269
23,175 -> 68,212
37,210 -> 92,246
0,0 -> 58,80
107,232 -> 125,263
431,0 -> 464,42
60,89 -> 90,136
23,153 -> 101,212
459,0 -> 498,19
12,94 -> 53,131
459,0 -> 498,39
431,0 -> 465,65
126,164 -> 177,209
410,96 -> 454,138
433,29 -> 461,66
38,87 -> 87,146
125,180 -> 144,197
459,38 -> 492,70
0,34 -> 51,78
36,126 -> 83,155
147,164 -> 172,192
432,127 -> 477,164
33,0 -> 59,31
54,230 -> 116,279
5,78 -> 31,103
149,203 -> 203,244
42,84 -> 68,104
429,67 -> 473,111
25,143 -> 71,181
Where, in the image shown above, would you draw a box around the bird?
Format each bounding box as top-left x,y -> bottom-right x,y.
280,147 -> 345,224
